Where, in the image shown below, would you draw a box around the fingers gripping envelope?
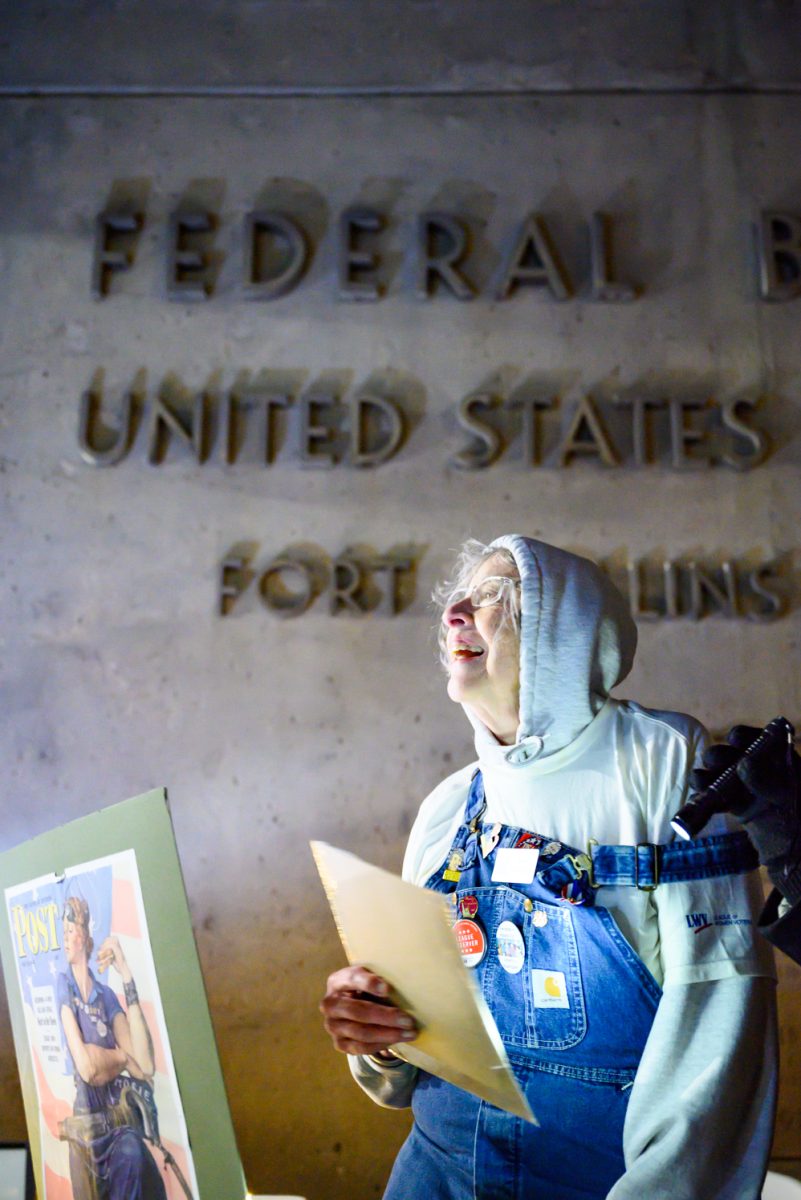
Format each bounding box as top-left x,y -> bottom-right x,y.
311,842 -> 536,1124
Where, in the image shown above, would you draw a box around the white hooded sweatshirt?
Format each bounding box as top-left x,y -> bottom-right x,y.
352,536 -> 777,1199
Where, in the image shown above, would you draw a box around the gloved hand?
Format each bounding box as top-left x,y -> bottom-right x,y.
690,725 -> 801,905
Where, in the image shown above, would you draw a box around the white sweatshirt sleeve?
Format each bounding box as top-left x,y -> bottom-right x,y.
348,1052 -> 418,1109
606,975 -> 778,1200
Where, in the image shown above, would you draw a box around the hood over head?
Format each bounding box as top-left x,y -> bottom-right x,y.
463,535 -> 637,760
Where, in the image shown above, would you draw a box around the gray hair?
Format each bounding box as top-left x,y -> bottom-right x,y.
432,538 -> 521,669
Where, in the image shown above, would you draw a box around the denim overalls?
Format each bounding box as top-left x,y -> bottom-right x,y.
383,770 -> 758,1200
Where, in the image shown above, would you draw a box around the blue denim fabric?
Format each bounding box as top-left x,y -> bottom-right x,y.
384,771 -> 661,1200
384,770 -> 759,1199
68,1128 -> 167,1200
589,832 -> 758,888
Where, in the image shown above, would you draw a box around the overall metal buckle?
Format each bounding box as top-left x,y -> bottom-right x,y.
567,846 -> 600,888
584,838 -> 601,888
468,802 -> 487,835
635,842 -> 659,891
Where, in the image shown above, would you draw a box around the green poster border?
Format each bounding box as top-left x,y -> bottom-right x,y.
0,788 -> 246,1200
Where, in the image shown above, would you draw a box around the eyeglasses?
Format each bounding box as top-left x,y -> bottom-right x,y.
450,575 -> 520,610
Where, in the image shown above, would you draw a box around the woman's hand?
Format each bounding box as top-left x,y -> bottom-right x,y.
97,935 -> 132,984
320,966 -> 418,1056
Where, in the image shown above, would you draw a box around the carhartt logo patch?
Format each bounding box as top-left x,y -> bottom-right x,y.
531,969 -> 569,1008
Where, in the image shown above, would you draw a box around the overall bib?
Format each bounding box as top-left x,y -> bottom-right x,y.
383,770 -> 758,1200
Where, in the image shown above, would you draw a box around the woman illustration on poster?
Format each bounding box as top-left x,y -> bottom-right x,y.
57,894 -> 168,1200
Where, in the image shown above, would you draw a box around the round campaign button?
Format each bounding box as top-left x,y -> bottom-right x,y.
515,833 -> 542,850
96,1020 -> 108,1038
453,918 -> 487,968
532,910 -> 548,929
541,841 -> 562,858
459,894 -> 479,919
496,920 -> 525,974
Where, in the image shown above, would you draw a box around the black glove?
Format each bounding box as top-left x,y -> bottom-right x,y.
690,725 -> 801,905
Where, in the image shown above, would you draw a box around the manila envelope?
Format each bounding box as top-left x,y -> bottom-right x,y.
312,841 -> 535,1123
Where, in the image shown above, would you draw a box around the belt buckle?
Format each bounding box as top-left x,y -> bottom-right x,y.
635,842 -> 659,891
586,838 -> 600,888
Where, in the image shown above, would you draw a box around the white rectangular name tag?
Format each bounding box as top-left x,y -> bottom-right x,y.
491,847 -> 540,885
531,969 -> 570,1009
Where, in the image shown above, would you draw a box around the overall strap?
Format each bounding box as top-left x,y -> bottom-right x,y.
589,830 -> 759,890
464,769 -> 487,831
539,830 -> 759,895
427,770 -> 487,888
440,770 -> 759,898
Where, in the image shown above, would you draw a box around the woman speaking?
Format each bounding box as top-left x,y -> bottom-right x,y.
321,535 -> 776,1200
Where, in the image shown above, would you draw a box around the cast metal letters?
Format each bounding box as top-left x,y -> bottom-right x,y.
78,384 -> 134,467
511,394 -> 555,466
495,214 -> 572,301
243,210 -> 307,300
349,394 -> 403,467
589,212 -> 636,303
667,398 -> 710,470
258,558 -> 315,617
92,209 -> 142,299
451,393 -> 503,469
330,557 -> 365,613
338,207 -> 384,301
298,393 -> 338,467
147,390 -> 206,464
558,394 -> 619,467
89,194 -> 799,301
756,211 -> 801,302
167,210 -> 215,300
416,212 -> 475,300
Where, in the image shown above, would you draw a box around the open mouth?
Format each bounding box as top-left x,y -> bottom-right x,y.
451,646 -> 484,660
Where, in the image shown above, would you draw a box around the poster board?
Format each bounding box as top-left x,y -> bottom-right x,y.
0,790 -> 246,1200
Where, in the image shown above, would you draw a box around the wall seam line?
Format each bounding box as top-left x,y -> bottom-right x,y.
1,84 -> 801,99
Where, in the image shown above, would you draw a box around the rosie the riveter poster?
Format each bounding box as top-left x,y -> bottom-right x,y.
0,790 -> 246,1200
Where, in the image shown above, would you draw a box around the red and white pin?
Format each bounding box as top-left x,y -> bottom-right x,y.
453,918 -> 487,968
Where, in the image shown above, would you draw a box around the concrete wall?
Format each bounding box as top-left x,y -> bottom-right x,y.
3,0 -> 801,93
1,5 -> 800,1196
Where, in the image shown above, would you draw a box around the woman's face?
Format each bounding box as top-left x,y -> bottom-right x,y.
442,552 -> 520,743
63,917 -> 87,966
